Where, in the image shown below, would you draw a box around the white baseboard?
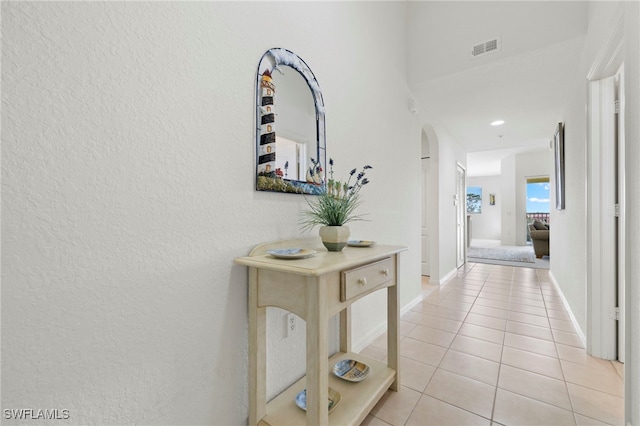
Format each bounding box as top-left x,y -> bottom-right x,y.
352,293 -> 424,353
549,271 -> 587,347
439,268 -> 457,285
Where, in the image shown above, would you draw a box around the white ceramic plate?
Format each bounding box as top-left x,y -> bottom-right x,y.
267,248 -> 316,259
332,359 -> 371,382
295,387 -> 341,413
347,240 -> 376,247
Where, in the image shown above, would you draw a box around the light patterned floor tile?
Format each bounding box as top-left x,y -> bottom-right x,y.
553,329 -> 585,348
458,323 -> 505,345
506,320 -> 554,341
501,346 -> 563,379
503,332 -> 558,358
498,364 -> 572,410
370,386 -> 421,426
561,359 -> 624,397
424,369 -> 496,419
550,317 -> 578,332
471,304 -> 509,319
465,312 -> 507,331
401,337 -> 447,367
363,263 -> 625,426
508,311 -> 550,327
439,349 -> 500,386
568,383 -> 625,426
406,395 -> 491,426
450,335 -> 503,362
407,324 -> 456,348
399,356 -> 436,393
508,302 -> 547,317
493,389 -> 575,426
360,414 -> 392,426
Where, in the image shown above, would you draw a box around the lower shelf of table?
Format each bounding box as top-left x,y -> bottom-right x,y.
258,352 -> 396,426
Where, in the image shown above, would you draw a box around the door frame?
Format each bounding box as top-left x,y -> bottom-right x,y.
585,13 -> 625,361
456,163 -> 467,269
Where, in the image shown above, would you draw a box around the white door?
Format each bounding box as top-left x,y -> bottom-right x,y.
421,158 -> 431,276
456,164 -> 466,268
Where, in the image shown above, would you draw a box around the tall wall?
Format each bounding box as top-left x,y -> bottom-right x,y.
622,3 -> 640,422
1,2 -> 422,424
500,155 -> 517,246
466,175 -> 501,241
553,2 -> 640,422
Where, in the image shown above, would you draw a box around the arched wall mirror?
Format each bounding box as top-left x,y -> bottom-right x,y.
255,48 -> 326,195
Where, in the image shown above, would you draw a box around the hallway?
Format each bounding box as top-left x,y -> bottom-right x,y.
361,264 -> 624,425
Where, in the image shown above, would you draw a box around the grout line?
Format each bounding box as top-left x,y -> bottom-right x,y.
393,263 -> 624,425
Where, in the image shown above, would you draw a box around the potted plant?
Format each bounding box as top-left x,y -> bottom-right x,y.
300,159 -> 372,251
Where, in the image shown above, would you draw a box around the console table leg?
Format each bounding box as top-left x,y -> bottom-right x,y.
339,306 -> 351,353
249,268 -> 266,425
306,276 -> 329,425
388,262 -> 400,391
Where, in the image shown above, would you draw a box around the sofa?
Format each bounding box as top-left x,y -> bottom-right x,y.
528,220 -> 549,258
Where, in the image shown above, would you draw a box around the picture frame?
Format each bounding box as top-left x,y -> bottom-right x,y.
489,194 -> 496,206
554,122 -> 565,210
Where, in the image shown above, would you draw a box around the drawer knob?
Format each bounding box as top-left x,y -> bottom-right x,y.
381,268 -> 390,276
357,277 -> 367,286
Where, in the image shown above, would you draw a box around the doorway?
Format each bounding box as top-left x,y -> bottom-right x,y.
525,177 -> 550,242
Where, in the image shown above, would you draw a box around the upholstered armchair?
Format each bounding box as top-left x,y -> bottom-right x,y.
528,220 -> 549,258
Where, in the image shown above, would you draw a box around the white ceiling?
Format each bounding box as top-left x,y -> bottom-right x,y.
407,1 -> 588,176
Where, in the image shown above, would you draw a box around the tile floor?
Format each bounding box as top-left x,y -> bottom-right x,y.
360,262 -> 625,426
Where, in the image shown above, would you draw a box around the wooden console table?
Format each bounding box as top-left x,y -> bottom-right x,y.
235,237 -> 407,425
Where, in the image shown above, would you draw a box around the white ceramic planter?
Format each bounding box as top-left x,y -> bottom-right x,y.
319,225 -> 350,252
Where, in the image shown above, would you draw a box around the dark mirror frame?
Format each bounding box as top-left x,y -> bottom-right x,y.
554,122 -> 565,210
255,48 -> 326,195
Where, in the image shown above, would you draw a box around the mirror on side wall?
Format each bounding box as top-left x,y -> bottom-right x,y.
255,48 -> 326,195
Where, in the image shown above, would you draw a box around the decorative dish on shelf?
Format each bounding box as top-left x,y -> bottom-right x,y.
347,240 -> 376,247
295,387 -> 341,413
267,248 -> 316,259
332,359 -> 371,382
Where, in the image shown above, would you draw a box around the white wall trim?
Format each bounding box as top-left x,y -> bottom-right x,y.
587,10 -> 624,80
549,271 -> 587,348
439,267 -> 458,285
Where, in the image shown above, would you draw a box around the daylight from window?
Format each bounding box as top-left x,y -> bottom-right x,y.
526,181 -> 550,213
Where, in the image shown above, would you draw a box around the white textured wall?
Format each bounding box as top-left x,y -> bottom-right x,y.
500,155 -> 517,246
622,3 -> 640,422
1,2 -> 421,424
551,1 -> 623,341
466,175 -> 501,241
551,11 -> 640,422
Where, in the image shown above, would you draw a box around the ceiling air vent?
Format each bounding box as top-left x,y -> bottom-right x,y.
471,37 -> 501,59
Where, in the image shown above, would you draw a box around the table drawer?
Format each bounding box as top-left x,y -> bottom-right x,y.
341,257 -> 394,302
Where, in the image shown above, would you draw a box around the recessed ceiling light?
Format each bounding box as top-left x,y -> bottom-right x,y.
491,120 -> 505,126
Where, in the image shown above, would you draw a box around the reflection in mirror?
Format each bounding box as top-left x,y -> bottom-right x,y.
255,48 -> 325,194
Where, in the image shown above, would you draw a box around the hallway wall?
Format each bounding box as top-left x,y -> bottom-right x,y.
466,175 -> 501,241
1,2 -> 422,424
553,2 -> 640,422
425,125 -> 467,283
